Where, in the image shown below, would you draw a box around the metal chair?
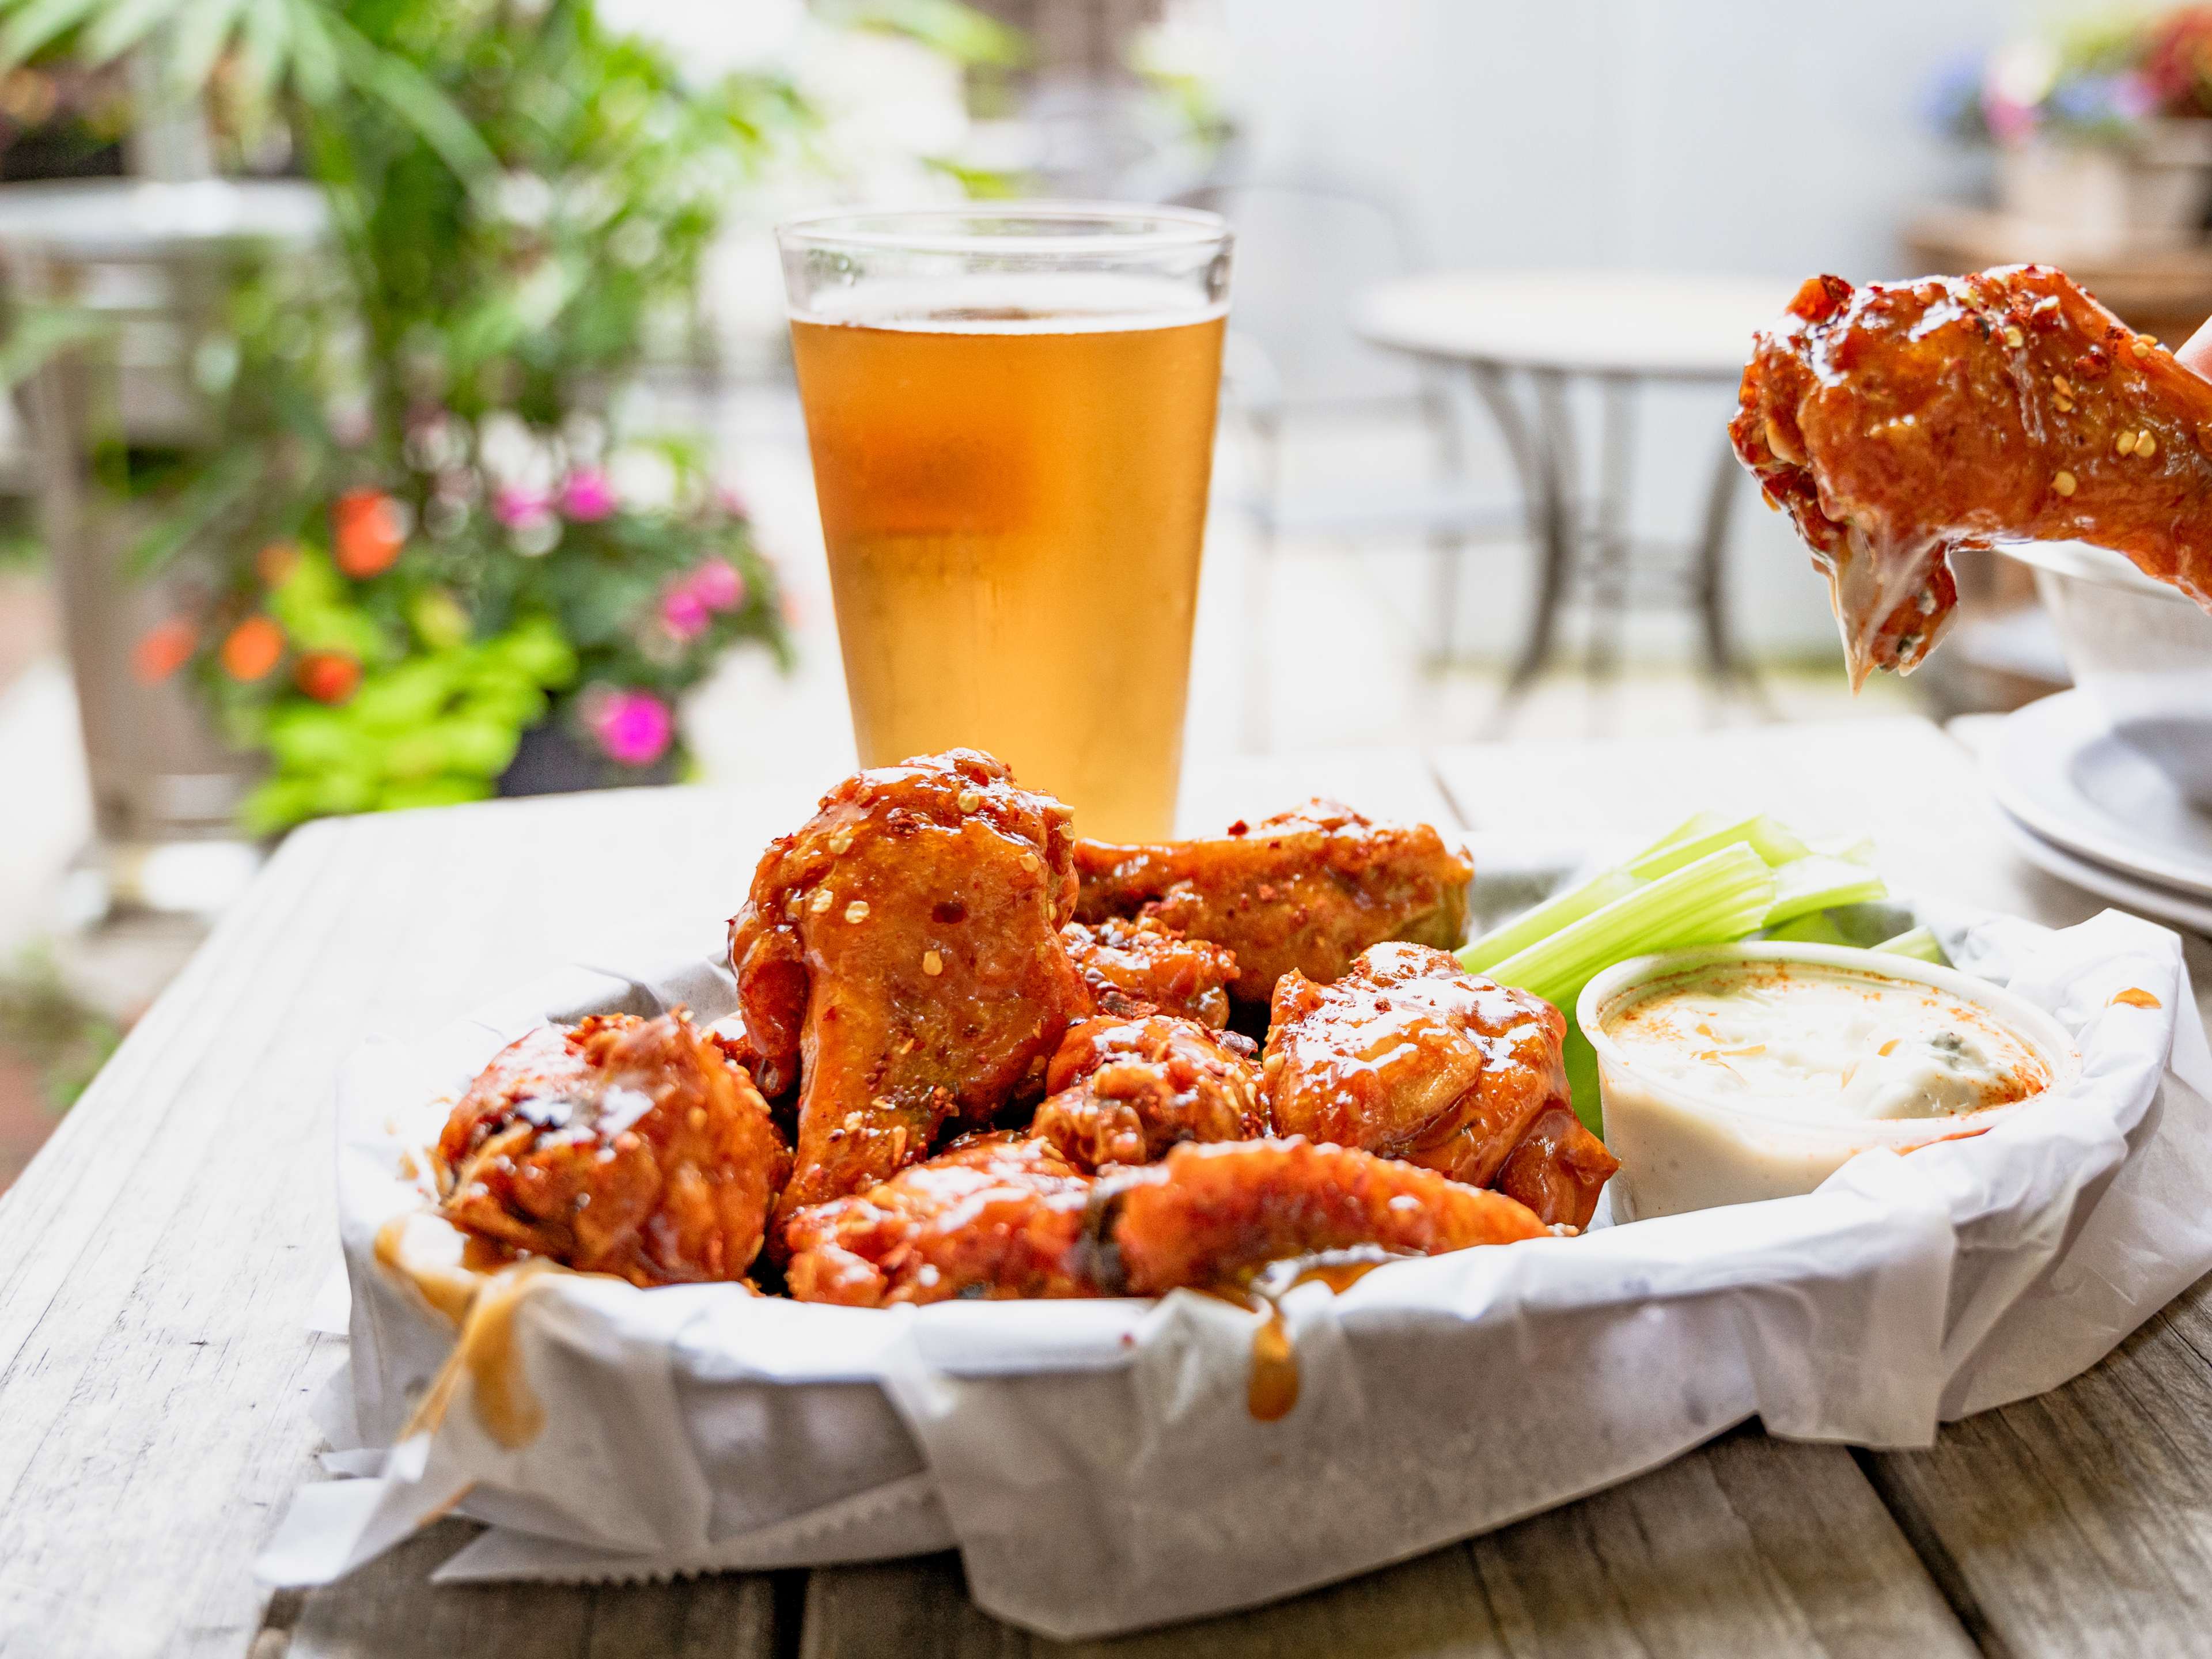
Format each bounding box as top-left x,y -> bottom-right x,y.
1176,177 -> 1528,749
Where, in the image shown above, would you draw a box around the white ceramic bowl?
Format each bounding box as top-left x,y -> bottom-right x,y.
1997,540 -> 2212,806
1578,941 -> 2081,1222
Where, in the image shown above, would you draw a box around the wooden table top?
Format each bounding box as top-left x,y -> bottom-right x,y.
7,714 -> 2212,1658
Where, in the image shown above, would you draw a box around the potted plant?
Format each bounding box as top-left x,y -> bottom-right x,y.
0,0 -> 812,831
1936,9 -> 2212,253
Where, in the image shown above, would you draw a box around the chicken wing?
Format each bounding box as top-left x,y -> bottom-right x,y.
781,1132 -> 1095,1306
784,1132 -> 1550,1306
1094,1137 -> 1551,1296
1733,265 -> 2212,687
728,749 -> 1089,1232
1032,1013 -> 1264,1171
1262,941 -> 1616,1230
436,1011 -> 791,1286
1074,801 -> 1474,1010
1061,915 -> 1239,1028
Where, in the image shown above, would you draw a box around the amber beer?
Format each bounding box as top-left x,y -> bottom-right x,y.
790,309 -> 1224,839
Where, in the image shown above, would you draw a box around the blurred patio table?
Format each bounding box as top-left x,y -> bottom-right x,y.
6,717 -> 2212,1656
1354,271 -> 1790,708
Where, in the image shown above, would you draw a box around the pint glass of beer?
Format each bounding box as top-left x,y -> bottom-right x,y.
777,205 -> 1232,840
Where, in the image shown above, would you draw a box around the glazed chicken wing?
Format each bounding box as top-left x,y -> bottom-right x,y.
1094,1138 -> 1551,1296
436,1011 -> 791,1286
782,1132 -> 1094,1306
1033,1013 -> 1264,1171
1062,915 -> 1239,1028
1074,801 -> 1474,1011
785,1132 -> 1549,1307
728,749 -> 1089,1232
1733,265 -> 2212,687
1263,942 -> 1616,1230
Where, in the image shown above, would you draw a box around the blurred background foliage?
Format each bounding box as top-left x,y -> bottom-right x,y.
0,0 -> 1013,829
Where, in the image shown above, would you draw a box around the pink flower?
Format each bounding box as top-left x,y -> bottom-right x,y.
587,688 -> 673,768
715,484 -> 750,520
689,558 -> 744,612
559,468 -> 618,521
660,585 -> 712,640
492,485 -> 554,529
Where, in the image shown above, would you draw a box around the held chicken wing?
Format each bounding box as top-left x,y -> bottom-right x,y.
1061,915 -> 1239,1028
728,749 -> 1089,1232
1263,942 -> 1617,1230
1092,1138 -> 1551,1296
1032,1013 -> 1264,1171
1733,265 -> 2212,687
783,1133 -> 1548,1306
436,1011 -> 791,1286
1074,801 -> 1474,1010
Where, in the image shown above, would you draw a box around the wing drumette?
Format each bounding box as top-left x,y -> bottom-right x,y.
436,1011 -> 791,1286
728,749 -> 1089,1232
1032,1013 -> 1264,1171
1074,800 -> 1474,1011
781,1132 -> 1095,1306
1061,915 -> 1239,1028
1263,942 -> 1616,1230
1733,264 -> 2212,687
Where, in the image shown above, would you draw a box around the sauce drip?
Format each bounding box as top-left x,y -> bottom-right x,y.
378,1209 -> 557,1450
2112,987 -> 2162,1009
1205,1251 -> 1397,1423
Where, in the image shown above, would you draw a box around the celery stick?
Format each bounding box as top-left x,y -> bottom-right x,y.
1763,911 -> 1855,948
1874,926 -> 1949,966
1637,810 -> 1720,855
1487,846 -> 1776,1012
1459,868 -> 1639,974
1809,832 -> 1877,866
1763,855 -> 1887,927
1626,813 -> 1810,879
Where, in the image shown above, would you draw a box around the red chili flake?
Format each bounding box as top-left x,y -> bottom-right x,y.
1226,819 -> 1249,837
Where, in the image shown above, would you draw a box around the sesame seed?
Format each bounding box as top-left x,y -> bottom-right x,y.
956,787 -> 982,813
2053,396 -> 2073,412
827,827 -> 854,854
1020,851 -> 1040,872
687,1107 -> 707,1131
844,900 -> 870,923
2054,471 -> 2077,497
784,891 -> 802,916
2141,333 -> 2161,349
922,949 -> 943,976
810,887 -> 835,914
2116,430 -> 2138,455
2138,430 -> 2158,457
2054,376 -> 2074,395
2003,325 -> 2024,348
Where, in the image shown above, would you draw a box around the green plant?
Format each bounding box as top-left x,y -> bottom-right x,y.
1,0 -> 819,816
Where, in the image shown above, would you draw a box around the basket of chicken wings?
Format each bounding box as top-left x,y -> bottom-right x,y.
273,747 -> 2212,1639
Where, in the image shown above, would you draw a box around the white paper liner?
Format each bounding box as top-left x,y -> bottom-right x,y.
258,900 -> 2212,1639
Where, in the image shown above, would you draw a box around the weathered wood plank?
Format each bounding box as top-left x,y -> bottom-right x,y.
1863,1268 -> 2212,1658
0,785 -> 813,1659
283,1522 -> 779,1659
796,1428 -> 1971,1658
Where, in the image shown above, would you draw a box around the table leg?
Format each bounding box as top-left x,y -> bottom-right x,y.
1588,374 -> 1637,691
1692,433 -> 1771,712
1419,374 -> 1470,666
1493,366 -> 1578,710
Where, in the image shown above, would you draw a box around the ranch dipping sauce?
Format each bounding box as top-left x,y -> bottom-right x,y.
1581,944 -> 2078,1221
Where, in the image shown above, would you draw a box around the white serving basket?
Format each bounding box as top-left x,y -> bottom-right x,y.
261,888 -> 2212,1641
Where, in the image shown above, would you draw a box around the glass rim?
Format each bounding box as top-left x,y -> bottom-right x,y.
775,200 -> 1229,257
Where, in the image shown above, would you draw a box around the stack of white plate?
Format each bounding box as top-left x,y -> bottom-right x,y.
1983,690 -> 2212,937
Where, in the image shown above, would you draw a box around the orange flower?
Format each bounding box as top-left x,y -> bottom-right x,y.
256,539 -> 301,586
333,489 -> 406,578
293,650 -> 361,704
131,617 -> 198,684
220,616 -> 284,681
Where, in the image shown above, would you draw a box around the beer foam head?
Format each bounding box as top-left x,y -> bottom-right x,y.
791,273 -> 1226,334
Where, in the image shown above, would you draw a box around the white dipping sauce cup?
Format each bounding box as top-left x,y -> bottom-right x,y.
1578,942 -> 2082,1222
